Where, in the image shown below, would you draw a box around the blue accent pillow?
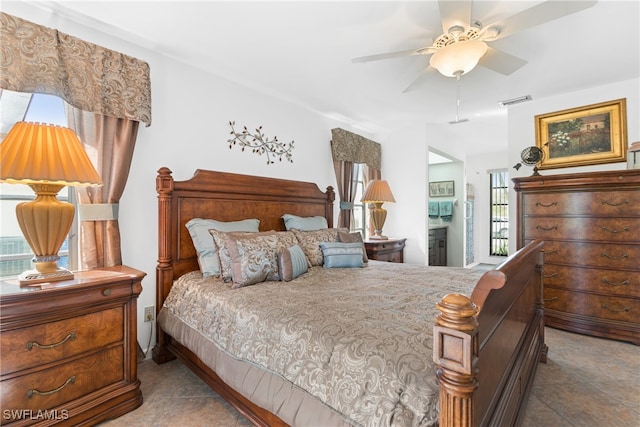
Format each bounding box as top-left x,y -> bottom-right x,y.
282,214 -> 328,231
185,218 -> 259,277
278,244 -> 309,281
319,242 -> 365,268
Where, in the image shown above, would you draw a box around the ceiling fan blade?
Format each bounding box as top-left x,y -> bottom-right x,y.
478,47 -> 527,75
438,0 -> 472,34
402,66 -> 438,93
352,47 -> 433,63
490,0 -> 597,41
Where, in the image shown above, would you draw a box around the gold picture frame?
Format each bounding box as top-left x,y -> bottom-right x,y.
535,98 -> 627,170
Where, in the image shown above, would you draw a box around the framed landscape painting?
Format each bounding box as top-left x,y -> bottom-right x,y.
535,98 -> 627,169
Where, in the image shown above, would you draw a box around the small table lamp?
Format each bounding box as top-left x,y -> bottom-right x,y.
361,179 -> 396,240
0,121 -> 102,285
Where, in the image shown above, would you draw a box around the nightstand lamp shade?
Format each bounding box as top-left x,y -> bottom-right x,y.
361,180 -> 395,240
0,121 -> 102,285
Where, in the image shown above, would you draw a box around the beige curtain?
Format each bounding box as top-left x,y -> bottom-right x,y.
332,158 -> 357,229
0,12 -> 151,126
68,108 -> 139,269
1,12 -> 149,268
330,128 -> 382,230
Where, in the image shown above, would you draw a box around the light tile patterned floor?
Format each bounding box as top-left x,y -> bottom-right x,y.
102,327 -> 639,426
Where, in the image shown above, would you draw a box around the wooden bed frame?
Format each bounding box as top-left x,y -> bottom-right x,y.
153,167 -> 547,427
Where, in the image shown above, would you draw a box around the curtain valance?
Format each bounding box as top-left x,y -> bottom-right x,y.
330,128 -> 381,170
0,12 -> 152,126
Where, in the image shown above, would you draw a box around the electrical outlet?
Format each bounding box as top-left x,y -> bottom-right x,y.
144,306 -> 154,322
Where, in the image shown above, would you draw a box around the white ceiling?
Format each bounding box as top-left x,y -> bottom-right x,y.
4,1 -> 640,155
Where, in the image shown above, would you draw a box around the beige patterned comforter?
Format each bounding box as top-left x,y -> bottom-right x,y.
160,262 -> 484,427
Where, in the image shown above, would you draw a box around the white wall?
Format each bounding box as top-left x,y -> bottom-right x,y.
380,124 -> 428,265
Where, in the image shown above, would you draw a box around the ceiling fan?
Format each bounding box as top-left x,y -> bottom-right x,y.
352,0 -> 598,83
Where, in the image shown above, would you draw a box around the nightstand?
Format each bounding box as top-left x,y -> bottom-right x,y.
0,266 -> 145,426
364,238 -> 406,263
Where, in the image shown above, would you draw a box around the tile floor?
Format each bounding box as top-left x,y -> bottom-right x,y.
102,327 -> 639,427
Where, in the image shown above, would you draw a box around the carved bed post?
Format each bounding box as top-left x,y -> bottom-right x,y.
153,167 -> 176,364
433,293 -> 480,427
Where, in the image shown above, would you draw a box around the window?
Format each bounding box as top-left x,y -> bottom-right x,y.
489,170 -> 509,257
0,91 -> 78,277
351,164 -> 367,238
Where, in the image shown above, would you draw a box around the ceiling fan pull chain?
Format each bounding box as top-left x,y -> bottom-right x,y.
455,72 -> 461,122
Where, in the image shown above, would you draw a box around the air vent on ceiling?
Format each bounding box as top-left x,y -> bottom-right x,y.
498,95 -> 532,106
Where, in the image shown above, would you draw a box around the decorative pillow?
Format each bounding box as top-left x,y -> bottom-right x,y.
275,230 -> 300,250
282,214 -> 328,231
337,231 -> 369,263
209,229 -> 256,282
225,231 -> 280,288
278,244 -> 309,282
186,218 -> 259,277
291,228 -> 347,266
319,242 -> 365,268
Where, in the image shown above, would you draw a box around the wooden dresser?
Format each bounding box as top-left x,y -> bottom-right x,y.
513,170 -> 639,344
0,266 -> 145,426
364,238 -> 406,263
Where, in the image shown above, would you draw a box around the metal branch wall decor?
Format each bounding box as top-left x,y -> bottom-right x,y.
228,121 -> 294,164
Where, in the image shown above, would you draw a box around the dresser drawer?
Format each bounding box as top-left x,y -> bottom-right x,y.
523,190 -> 640,216
374,251 -> 403,263
1,307 -> 123,375
537,240 -> 640,270
544,288 -> 639,323
543,265 -> 640,297
1,346 -> 123,418
524,217 -> 640,242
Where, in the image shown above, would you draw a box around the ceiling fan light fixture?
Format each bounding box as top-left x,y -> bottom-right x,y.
429,39 -> 488,77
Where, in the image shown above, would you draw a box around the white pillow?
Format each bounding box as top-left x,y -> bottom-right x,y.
185,218 -> 259,277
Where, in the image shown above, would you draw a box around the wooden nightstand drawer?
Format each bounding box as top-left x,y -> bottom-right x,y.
1,307 -> 124,374
0,266 -> 145,426
1,346 -> 123,421
364,238 -> 406,263
374,251 -> 403,263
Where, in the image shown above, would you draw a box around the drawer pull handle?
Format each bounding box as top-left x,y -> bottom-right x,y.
27,376 -> 75,399
536,225 -> 557,231
102,288 -> 111,296
544,273 -> 558,278
27,332 -> 76,351
545,250 -> 558,255
536,201 -> 557,208
543,297 -> 558,303
600,226 -> 630,233
602,199 -> 629,207
601,278 -> 630,287
601,303 -> 630,313
601,252 -> 629,260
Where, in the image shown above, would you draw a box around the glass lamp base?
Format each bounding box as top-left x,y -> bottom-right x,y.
18,267 -> 74,286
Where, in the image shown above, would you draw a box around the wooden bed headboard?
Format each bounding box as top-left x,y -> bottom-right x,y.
156,167 -> 335,309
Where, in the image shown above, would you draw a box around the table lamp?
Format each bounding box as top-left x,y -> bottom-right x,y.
0,121 -> 102,285
361,179 -> 396,240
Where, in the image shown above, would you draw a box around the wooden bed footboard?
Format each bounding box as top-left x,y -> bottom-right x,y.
434,240 -> 546,427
